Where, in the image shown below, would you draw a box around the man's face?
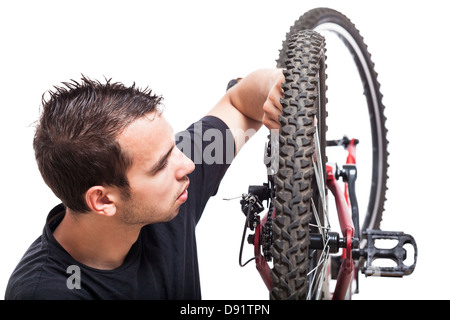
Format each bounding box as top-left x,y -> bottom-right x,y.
116,112 -> 194,226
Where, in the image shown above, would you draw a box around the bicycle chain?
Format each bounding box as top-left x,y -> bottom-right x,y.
262,139 -> 275,262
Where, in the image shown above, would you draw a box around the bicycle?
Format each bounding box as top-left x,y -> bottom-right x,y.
235,8 -> 418,300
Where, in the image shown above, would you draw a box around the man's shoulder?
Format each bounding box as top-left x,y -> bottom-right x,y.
5,251 -> 90,300
5,234 -> 83,300
6,275 -> 76,300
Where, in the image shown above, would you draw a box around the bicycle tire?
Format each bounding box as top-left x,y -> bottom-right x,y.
270,29 -> 327,300
277,7 -> 389,232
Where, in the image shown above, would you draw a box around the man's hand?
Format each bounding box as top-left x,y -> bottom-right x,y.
262,70 -> 284,131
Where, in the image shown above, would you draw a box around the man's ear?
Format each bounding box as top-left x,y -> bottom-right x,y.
85,186 -> 118,217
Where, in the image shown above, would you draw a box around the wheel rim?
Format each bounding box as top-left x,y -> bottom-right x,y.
314,22 -> 386,231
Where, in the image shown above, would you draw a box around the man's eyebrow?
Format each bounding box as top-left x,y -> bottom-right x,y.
150,144 -> 175,173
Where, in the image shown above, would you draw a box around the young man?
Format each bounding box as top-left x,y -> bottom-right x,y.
5,69 -> 283,299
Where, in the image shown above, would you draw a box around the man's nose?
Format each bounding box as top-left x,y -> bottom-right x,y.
175,147 -> 195,179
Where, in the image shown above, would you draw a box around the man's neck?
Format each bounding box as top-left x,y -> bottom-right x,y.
53,209 -> 141,270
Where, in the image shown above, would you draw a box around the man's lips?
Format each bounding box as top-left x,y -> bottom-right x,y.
177,179 -> 190,202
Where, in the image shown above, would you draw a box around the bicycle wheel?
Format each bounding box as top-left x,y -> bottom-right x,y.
271,8 -> 389,300
277,7 -> 389,232
270,29 -> 327,300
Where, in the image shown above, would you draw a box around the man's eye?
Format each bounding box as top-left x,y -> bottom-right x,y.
159,160 -> 169,170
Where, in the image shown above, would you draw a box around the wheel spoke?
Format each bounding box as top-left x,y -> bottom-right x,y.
307,240 -> 330,300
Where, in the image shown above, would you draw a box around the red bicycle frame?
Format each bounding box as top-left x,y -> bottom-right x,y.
326,165 -> 354,300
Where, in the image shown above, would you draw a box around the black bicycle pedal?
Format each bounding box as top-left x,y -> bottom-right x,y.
358,230 -> 418,277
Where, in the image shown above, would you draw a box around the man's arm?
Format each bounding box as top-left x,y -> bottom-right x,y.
207,68 -> 284,154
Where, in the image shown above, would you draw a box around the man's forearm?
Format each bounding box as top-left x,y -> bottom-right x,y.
206,68 -> 283,154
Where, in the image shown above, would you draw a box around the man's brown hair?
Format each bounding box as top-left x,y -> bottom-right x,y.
33,76 -> 163,212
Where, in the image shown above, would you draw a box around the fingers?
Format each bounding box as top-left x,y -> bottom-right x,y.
262,101 -> 281,130
262,74 -> 284,130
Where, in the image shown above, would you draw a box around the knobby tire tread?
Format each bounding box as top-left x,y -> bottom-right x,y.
276,7 -> 389,231
270,30 -> 326,300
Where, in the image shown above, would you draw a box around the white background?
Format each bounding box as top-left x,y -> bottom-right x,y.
1,0 -> 449,300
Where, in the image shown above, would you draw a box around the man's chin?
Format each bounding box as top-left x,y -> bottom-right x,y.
162,206 -> 181,223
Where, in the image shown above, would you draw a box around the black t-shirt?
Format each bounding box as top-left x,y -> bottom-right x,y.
5,116 -> 234,300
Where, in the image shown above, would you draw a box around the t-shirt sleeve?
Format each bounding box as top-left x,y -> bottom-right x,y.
175,116 -> 235,223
